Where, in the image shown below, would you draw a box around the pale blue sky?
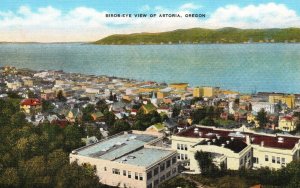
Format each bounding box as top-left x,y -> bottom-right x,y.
0,0 -> 299,42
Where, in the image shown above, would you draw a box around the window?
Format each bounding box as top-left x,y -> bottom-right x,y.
244,156 -> 247,162
166,171 -> 171,178
272,156 -> 275,163
135,172 -> 139,180
166,160 -> 171,168
160,175 -> 165,182
184,154 -> 188,160
147,171 -> 152,179
154,179 -> 159,187
281,158 -> 286,165
265,155 -> 269,161
123,170 -> 126,176
154,167 -> 159,176
240,159 -> 243,165
104,167 -> 107,171
177,143 -> 180,149
180,154 -> 184,160
181,144 -> 184,150
172,156 -> 177,164
253,157 -> 258,164
112,168 -> 120,175
184,144 -> 188,150
172,167 -> 177,174
248,151 -> 251,158
139,173 -> 143,181
147,183 -> 152,188
177,155 -> 180,159
277,157 -> 280,164
128,171 -> 131,178
160,163 -> 165,172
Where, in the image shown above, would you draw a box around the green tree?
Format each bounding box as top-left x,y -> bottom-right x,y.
172,106 -> 181,118
55,162 -> 102,188
0,167 -> 20,187
256,109 -> 268,129
194,151 -> 218,176
96,99 -> 108,112
57,90 -> 66,102
64,125 -> 84,152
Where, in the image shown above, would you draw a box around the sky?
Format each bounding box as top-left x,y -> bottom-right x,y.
0,0 -> 300,42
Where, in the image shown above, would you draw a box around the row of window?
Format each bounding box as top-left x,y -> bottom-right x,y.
240,151 -> 252,166
146,168 -> 177,188
177,143 -> 188,150
253,156 -> 286,165
111,168 -> 144,181
265,155 -> 286,165
178,153 -> 188,160
147,156 -> 177,180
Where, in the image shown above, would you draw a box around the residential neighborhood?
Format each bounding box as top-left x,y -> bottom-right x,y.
1,66 -> 300,188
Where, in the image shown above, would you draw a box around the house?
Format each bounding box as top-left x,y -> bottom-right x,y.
141,103 -> 157,114
146,123 -> 166,133
66,108 -> 83,123
278,116 -> 298,132
91,111 -> 104,121
20,98 -> 42,114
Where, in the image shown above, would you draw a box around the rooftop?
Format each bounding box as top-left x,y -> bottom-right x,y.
114,148 -> 174,167
176,126 -> 300,150
75,133 -> 158,160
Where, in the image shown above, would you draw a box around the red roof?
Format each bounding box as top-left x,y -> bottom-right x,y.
21,98 -> 41,106
280,116 -> 293,121
176,126 -> 300,150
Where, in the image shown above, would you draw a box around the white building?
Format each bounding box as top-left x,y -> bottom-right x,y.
70,131 -> 178,188
251,102 -> 276,114
171,125 -> 300,173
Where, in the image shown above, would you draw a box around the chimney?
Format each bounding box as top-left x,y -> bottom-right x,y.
261,141 -> 264,147
246,135 -> 251,145
278,137 -> 284,143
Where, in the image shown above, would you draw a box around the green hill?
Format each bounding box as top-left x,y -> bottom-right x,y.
93,27 -> 300,45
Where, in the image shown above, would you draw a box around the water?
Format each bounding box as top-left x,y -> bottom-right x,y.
1,43 -> 300,94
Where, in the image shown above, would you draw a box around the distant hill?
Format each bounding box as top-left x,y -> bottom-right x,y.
93,27 -> 300,45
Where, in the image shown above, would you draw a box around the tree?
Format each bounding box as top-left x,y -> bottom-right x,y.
96,99 -> 108,112
0,167 -> 20,187
55,162 -> 102,188
172,106 -> 181,118
57,90 -> 66,102
256,109 -> 268,129
194,151 -> 218,176
42,99 -> 54,112
110,120 -> 131,135
64,125 -> 84,152
192,108 -> 207,124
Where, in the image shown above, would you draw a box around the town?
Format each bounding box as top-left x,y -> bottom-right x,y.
1,65 -> 300,188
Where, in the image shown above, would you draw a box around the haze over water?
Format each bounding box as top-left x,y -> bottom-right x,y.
1,43 -> 300,94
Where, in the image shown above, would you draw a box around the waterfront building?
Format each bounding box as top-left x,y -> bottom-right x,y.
169,83 -> 188,91
193,87 -> 203,98
269,94 -> 295,109
70,131 -> 178,188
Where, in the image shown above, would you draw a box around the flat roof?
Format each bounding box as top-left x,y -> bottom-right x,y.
114,148 -> 174,167
76,133 -> 157,160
